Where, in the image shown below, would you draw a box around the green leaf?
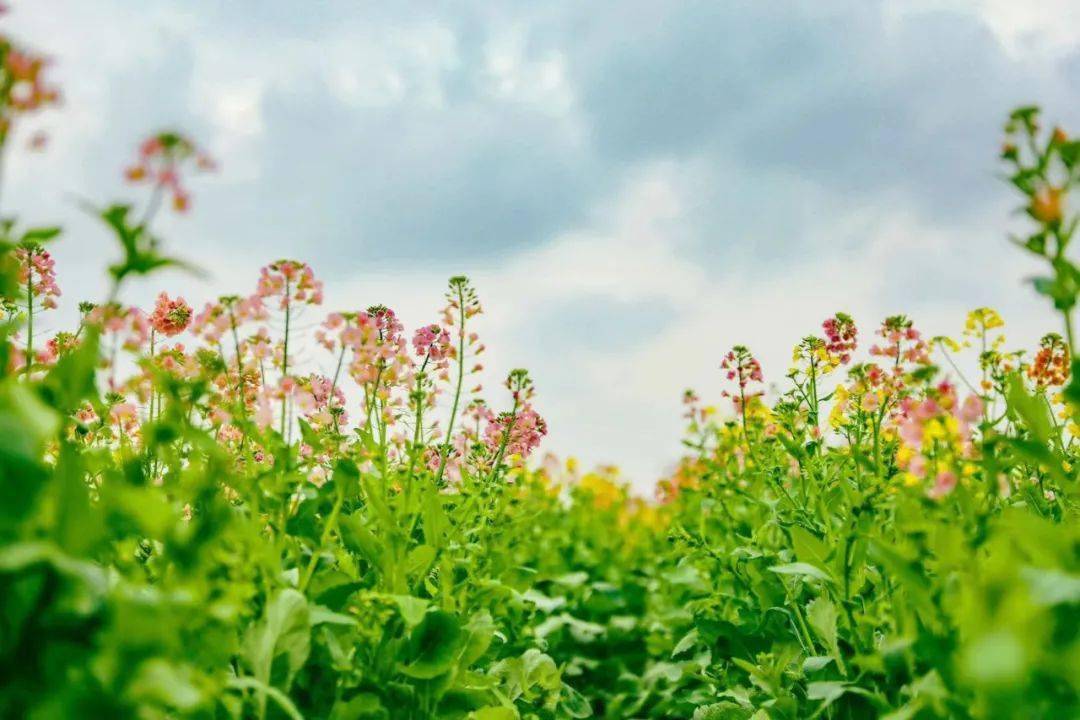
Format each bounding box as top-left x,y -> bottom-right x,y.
126,659 -> 205,712
769,562 -> 833,583
388,594 -> 430,629
422,490 -> 448,549
672,628 -> 699,658
559,681 -> 593,718
460,611 -> 497,667
0,380 -> 59,465
242,589 -> 311,693
802,656 -> 834,673
1006,373 -> 1052,444
21,225 -> 62,244
310,604 -> 358,627
1020,566 -> 1080,606
807,597 -> 839,653
330,693 -> 389,720
789,525 -> 831,570
227,677 -> 304,720
399,610 -> 464,679
407,544 -> 437,579
472,708 -> 519,720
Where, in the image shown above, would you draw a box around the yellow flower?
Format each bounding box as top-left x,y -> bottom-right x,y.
940,336 -> 964,352
895,444 -> 914,467
829,385 -> 850,429
965,307 -> 1005,335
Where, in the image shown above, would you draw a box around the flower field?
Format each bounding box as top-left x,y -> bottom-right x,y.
2,20 -> 1080,720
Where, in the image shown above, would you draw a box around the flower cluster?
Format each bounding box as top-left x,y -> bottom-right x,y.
822,312 -> 857,364
413,323 -> 452,362
149,292 -> 193,337
191,295 -> 266,343
483,405 -> 548,461
1028,333 -> 1069,390
124,132 -> 215,213
894,381 -> 983,498
0,33 -> 61,143
256,259 -> 324,309
87,303 -> 147,349
720,345 -> 764,412
869,315 -> 930,366
15,244 -> 60,309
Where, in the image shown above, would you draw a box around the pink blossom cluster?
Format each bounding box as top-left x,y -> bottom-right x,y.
413,323 -> 452,362
299,374 -> 348,428
88,304 -> 151,352
869,316 -> 930,366
151,344 -> 199,379
822,313 -> 857,364
0,34 -> 61,141
192,295 -> 267,343
150,292 -> 193,337
895,381 -> 983,499
256,260 -> 323,309
483,405 -> 548,461
16,245 -> 60,309
124,132 -> 215,213
38,331 -> 78,365
721,346 -> 763,389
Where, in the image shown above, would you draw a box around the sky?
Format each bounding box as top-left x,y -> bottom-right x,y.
4,1 -> 1080,490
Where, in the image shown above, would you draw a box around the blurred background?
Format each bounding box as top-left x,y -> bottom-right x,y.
4,0 -> 1080,489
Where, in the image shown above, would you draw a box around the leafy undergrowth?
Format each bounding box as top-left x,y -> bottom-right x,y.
1,22 -> 1079,720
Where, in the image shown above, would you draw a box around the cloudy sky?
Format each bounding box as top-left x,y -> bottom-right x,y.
5,1 -> 1080,488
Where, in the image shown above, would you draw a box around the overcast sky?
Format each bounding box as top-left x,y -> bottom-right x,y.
5,1 -> 1080,488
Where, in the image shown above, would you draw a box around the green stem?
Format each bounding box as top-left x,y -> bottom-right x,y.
24,266 -> 32,378
298,480 -> 345,593
280,279 -> 291,439
436,285 -> 467,483
329,343 -> 347,436
487,396 -> 521,484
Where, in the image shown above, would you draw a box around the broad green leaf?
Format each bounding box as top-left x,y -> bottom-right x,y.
388,594 -> 430,628
807,597 -> 839,653
1006,373 -> 1052,443
399,610 -> 464,679
242,589 -> 311,692
789,525 -> 831,570
769,562 -> 833,583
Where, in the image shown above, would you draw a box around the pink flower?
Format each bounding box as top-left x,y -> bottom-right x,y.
109,402 -> 139,433
483,404 -> 548,461
413,323 -> 452,361
74,403 -> 99,426
959,395 -> 983,424
870,315 -> 930,366
246,327 -> 273,361
192,301 -> 230,342
149,292 -> 192,337
719,345 -> 764,411
124,131 -> 215,215
15,245 -> 60,310
822,312 -> 857,364
254,391 -> 274,429
256,259 -> 323,309
928,470 -> 957,499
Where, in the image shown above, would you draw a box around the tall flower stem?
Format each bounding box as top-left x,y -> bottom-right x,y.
24,265 -> 33,378
487,397 -> 520,485
328,343 -> 347,436
435,284 -> 466,482
280,277 -> 292,439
